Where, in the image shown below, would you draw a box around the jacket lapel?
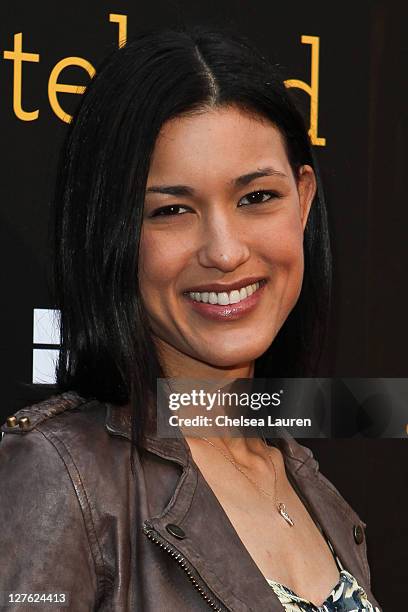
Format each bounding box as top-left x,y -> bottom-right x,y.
106,403 -> 285,609
280,437 -> 370,588
105,403 -> 370,610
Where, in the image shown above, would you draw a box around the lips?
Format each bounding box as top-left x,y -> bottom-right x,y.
182,279 -> 267,321
186,280 -> 266,306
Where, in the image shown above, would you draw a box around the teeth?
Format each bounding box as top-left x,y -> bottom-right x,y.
188,281 -> 262,305
230,290 -> 241,304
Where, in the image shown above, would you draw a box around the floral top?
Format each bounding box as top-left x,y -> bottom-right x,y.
266,540 -> 381,611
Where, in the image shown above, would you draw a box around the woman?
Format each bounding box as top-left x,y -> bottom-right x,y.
0,25 -> 381,611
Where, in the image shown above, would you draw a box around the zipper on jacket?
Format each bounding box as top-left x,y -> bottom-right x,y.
142,520 -> 230,612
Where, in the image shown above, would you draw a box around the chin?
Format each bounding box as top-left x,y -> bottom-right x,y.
199,340 -> 275,370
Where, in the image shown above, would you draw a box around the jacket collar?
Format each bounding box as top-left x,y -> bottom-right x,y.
104,401 -> 324,610
104,401 -> 372,609
104,401 -> 320,474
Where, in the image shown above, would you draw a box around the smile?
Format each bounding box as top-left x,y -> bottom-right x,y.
186,280 -> 266,306
181,278 -> 267,322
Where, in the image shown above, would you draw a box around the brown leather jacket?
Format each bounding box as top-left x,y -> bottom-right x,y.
0,392 -> 382,611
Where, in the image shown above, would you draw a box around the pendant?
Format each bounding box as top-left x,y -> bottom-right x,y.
278,502 -> 294,527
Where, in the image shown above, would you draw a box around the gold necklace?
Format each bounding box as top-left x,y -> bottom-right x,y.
199,436 -> 295,527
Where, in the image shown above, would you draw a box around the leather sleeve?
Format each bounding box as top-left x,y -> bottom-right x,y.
0,429 -> 98,611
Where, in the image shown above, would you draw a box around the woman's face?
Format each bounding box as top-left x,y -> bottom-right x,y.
139,105 -> 316,373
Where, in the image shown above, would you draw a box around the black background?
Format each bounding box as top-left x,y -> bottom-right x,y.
1,1 -> 407,607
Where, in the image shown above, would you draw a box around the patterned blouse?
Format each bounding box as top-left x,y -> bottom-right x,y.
265,538 -> 381,611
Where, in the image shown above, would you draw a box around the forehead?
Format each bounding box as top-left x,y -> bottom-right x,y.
147,106 -> 291,182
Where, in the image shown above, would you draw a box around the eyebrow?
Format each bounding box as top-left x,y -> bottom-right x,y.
145,166 -> 288,197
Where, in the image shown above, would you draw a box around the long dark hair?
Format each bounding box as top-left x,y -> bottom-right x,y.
52,24 -> 332,460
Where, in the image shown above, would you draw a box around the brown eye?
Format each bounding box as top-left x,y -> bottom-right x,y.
238,190 -> 281,206
150,205 -> 191,217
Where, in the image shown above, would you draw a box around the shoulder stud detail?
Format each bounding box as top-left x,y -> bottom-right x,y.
18,417 -> 31,431
1,392 -> 88,436
6,416 -> 18,428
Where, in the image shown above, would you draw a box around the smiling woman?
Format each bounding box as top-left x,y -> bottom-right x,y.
140,107 -> 316,371
0,24 -> 382,612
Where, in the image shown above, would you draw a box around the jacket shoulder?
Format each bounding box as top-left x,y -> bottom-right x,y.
0,392 -> 101,606
0,390 -> 93,436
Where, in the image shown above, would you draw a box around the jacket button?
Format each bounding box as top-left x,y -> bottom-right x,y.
6,416 -> 18,427
353,524 -> 365,544
165,523 -> 186,539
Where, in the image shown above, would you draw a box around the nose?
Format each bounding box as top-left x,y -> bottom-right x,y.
197,210 -> 251,272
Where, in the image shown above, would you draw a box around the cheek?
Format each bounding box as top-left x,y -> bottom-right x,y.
258,213 -> 305,334
138,228 -> 186,302
256,212 -> 304,276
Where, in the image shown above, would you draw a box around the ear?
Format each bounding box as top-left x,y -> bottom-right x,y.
296,165 -> 317,231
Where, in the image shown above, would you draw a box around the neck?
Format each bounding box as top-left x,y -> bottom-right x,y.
154,338 -> 268,461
